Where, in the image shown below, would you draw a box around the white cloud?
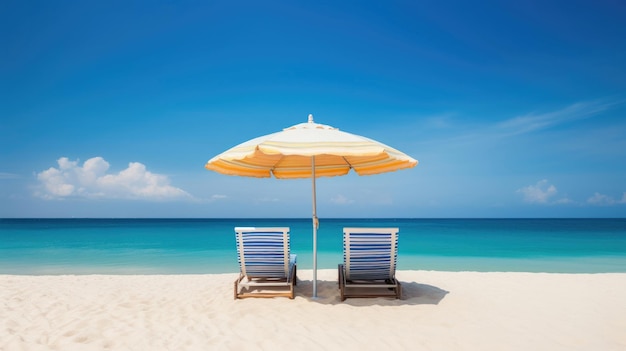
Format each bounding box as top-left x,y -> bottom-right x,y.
587,192 -> 614,206
516,179 -> 558,204
331,194 -> 355,205
36,157 -> 191,200
587,192 -> 626,206
517,182 -> 626,207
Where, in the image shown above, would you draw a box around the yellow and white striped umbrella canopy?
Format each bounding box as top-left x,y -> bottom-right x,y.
205,115 -> 418,178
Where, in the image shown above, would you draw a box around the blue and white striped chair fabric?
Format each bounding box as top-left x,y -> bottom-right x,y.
343,227 -> 399,281
235,227 -> 295,279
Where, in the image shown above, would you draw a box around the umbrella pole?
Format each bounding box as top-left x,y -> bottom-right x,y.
311,156 -> 318,298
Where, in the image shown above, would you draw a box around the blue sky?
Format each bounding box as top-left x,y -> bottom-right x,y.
2,1 -> 625,218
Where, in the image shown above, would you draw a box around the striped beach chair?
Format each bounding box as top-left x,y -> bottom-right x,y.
338,227 -> 401,301
234,227 -> 297,299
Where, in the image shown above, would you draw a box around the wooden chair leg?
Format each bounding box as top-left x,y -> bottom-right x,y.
338,264 -> 346,301
289,265 -> 296,299
234,274 -> 245,300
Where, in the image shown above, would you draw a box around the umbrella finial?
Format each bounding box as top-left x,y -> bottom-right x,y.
308,114 -> 314,123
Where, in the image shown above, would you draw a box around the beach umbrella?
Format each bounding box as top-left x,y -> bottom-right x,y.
205,114 -> 418,298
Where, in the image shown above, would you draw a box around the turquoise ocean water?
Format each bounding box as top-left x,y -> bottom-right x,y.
1,218 -> 625,274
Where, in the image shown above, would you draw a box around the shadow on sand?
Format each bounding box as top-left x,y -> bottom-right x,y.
294,279 -> 449,306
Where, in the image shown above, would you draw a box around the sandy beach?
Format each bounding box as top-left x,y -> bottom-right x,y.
1,269 -> 625,351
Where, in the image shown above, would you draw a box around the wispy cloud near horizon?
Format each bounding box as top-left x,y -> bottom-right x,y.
517,180 -> 626,207
331,194 -> 355,205
587,192 -> 626,206
517,179 -> 559,204
0,172 -> 20,180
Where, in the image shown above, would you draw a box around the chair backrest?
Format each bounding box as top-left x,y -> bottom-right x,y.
343,227 -> 399,281
235,227 -> 291,278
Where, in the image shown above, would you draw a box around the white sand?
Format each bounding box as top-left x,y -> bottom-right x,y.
1,270 -> 625,351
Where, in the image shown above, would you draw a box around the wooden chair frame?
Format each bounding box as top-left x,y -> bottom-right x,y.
338,227 -> 401,301
234,227 -> 297,299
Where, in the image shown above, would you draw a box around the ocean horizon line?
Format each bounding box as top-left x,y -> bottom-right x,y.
2,217 -> 625,220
